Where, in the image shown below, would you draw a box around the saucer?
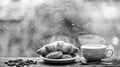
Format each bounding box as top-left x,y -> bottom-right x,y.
40,54 -> 79,64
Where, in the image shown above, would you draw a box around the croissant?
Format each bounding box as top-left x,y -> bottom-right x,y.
36,46 -> 47,56
62,43 -> 72,54
36,42 -> 56,56
45,51 -> 63,59
71,44 -> 79,54
56,41 -> 64,51
45,43 -> 56,53
36,41 -> 79,56
61,54 -> 72,59
62,43 -> 79,54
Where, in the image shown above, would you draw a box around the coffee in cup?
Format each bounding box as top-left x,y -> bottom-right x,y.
81,44 -> 113,62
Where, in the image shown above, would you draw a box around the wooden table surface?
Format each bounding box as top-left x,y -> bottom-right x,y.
0,57 -> 120,67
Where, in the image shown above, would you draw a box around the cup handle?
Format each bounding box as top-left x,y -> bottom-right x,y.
105,49 -> 113,58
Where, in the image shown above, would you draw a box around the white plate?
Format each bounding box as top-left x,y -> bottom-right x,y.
40,54 -> 79,64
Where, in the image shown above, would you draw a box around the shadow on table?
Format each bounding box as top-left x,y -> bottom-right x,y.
39,61 -> 77,66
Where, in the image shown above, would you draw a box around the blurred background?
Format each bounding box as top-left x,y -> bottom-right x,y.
0,0 -> 120,57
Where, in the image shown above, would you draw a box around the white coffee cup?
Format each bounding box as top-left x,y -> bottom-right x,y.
81,44 -> 113,62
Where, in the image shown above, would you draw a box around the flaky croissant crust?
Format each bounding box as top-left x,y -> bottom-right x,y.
36,41 -> 79,56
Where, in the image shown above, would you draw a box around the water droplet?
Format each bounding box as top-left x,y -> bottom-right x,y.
72,24 -> 74,26
112,37 -> 119,45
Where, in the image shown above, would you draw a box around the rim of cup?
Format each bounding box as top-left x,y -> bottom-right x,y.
79,35 -> 105,39
81,44 -> 107,49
